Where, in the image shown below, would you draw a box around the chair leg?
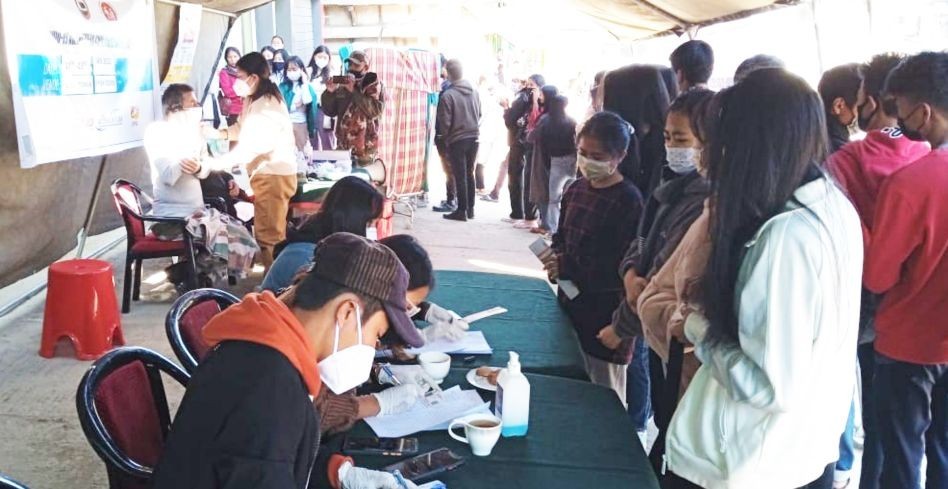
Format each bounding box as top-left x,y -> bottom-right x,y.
122,255 -> 132,314
132,259 -> 143,301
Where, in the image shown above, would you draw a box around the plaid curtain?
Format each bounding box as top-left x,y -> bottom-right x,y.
363,47 -> 440,197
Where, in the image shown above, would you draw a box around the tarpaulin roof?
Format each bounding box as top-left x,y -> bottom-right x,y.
179,0 -> 271,14
570,0 -> 800,39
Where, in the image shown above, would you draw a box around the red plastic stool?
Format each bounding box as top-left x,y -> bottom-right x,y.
40,259 -> 124,360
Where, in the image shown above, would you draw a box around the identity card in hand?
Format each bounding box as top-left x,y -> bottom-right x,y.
528,238 -> 580,300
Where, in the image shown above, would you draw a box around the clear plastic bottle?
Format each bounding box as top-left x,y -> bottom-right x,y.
495,351 -> 530,437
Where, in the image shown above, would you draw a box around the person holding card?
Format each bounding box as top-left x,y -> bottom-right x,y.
542,112 -> 644,403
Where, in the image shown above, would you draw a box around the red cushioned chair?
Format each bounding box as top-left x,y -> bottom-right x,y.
165,288 -> 240,374
75,347 -> 189,489
110,179 -> 199,314
0,472 -> 28,489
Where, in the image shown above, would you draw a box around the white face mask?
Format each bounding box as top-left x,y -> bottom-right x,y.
315,58 -> 329,69
233,78 -> 252,97
577,154 -> 616,181
666,146 -> 699,174
317,305 -> 377,394
287,71 -> 302,82
365,226 -> 378,241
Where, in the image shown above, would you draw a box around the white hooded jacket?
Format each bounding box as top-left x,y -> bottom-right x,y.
666,178 -> 863,489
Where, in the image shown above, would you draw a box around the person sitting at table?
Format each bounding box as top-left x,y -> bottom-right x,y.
541,111 -> 644,404
204,52 -> 298,270
314,234 -> 469,436
150,233 -> 426,489
262,176 -> 384,293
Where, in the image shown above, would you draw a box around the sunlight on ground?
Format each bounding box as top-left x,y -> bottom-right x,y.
143,271 -> 168,286
466,258 -> 547,280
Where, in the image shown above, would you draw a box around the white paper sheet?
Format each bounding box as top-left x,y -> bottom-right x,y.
365,386 -> 490,437
404,331 -> 493,355
462,306 -> 508,323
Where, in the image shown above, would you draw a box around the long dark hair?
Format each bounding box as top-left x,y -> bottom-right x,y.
308,45 -> 332,83
282,55 -> 307,87
700,68 -> 828,346
236,52 -> 283,103
283,176 -> 384,248
603,64 -> 678,195
224,47 -> 241,67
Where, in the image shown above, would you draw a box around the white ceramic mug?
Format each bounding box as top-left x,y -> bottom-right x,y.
418,351 -> 451,384
448,413 -> 502,457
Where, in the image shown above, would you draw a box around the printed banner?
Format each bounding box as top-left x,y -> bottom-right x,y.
162,2 -> 202,85
2,0 -> 160,167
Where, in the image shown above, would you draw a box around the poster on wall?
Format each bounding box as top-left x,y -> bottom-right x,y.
162,2 -> 202,85
1,0 -> 160,168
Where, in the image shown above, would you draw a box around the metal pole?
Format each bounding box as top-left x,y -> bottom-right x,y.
76,156 -> 108,258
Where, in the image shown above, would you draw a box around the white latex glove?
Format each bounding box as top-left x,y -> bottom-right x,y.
371,383 -> 424,416
339,463 -> 419,489
423,303 -> 469,342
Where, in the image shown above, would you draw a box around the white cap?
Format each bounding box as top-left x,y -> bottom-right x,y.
507,351 -> 521,374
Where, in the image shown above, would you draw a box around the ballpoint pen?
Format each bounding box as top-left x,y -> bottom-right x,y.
380,364 -> 402,385
393,470 -> 410,489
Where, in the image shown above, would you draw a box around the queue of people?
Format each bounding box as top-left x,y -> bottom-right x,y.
140,32 -> 948,489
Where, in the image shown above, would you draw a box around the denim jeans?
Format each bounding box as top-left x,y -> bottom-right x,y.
859,342 -> 882,489
875,353 -> 948,489
836,399 -> 856,479
547,155 -> 576,235
626,337 -> 652,432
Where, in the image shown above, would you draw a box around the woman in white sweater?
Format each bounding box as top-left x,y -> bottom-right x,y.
208,52 -> 298,268
664,69 -> 863,489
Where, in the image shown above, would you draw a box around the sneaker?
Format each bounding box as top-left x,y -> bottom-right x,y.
529,227 -> 549,234
514,220 -> 538,230
501,217 -> 520,224
481,193 -> 499,203
432,200 -> 457,213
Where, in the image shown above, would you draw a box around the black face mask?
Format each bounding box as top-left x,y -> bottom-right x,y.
898,105 -> 927,142
349,69 -> 365,79
272,62 -> 285,73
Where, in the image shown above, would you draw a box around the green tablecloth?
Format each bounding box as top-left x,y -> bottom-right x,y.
348,369 -> 658,489
291,179 -> 335,203
427,271 -> 587,381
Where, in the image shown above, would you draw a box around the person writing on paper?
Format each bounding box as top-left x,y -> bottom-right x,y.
542,112 -> 644,403
151,233 -> 424,489
314,234 -> 469,436
205,52 -> 298,269
144,83 -> 212,240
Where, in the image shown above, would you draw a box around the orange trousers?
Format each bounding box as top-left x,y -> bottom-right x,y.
250,173 -> 297,268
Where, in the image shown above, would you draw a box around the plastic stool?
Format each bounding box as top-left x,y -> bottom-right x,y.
40,259 -> 124,360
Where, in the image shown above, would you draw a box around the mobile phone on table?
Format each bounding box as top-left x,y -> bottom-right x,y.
382,448 -> 465,482
342,436 -> 419,456
331,75 -> 351,84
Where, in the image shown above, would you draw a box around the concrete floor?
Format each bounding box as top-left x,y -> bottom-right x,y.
0,184 -> 546,488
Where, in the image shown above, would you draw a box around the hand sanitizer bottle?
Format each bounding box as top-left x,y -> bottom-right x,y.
495,351 -> 530,437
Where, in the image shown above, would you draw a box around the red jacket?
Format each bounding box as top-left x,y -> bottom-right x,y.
865,147 -> 948,364
826,127 -> 929,231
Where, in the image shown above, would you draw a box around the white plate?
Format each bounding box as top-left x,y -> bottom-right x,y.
466,367 -> 503,392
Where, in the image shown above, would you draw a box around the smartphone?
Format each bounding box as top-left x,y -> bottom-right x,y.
382,448 -> 465,482
331,75 -> 351,84
342,436 -> 419,457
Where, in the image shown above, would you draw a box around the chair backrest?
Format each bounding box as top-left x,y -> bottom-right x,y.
165,288 -> 240,373
0,473 -> 29,489
76,347 -> 189,489
110,179 -> 147,242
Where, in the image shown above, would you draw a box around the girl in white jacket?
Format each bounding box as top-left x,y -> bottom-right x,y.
664,68 -> 864,489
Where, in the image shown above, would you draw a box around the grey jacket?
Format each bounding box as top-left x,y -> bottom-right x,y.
436,79 -> 481,145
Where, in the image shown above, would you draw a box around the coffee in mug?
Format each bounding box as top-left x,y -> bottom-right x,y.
448,414 -> 502,457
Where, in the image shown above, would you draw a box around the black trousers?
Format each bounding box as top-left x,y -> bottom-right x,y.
437,144 -> 456,203
876,355 -> 948,489
475,163 -> 485,190
507,143 -> 538,220
448,138 -> 479,214
665,463 -> 834,489
858,343 -> 882,489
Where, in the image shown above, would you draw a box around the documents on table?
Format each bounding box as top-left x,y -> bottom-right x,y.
365,386 -> 491,437
405,331 -> 493,355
